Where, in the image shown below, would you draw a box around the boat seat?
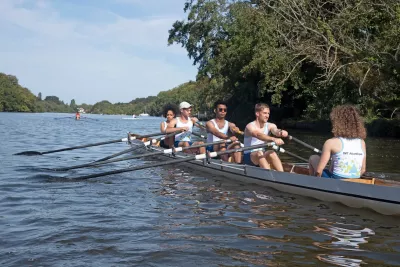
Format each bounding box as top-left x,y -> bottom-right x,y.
342,178 -> 376,185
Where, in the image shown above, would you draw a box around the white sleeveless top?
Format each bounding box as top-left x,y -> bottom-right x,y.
174,117 -> 193,142
243,122 -> 269,154
331,138 -> 365,178
207,119 -> 229,142
161,121 -> 168,132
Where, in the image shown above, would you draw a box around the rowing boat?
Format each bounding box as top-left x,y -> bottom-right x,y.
129,139 -> 400,216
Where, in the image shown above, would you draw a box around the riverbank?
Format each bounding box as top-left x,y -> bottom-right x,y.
281,118 -> 400,138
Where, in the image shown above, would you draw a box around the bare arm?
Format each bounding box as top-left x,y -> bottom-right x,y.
361,140 -> 367,175
269,123 -> 288,138
315,140 -> 333,176
170,118 -> 188,133
246,123 -> 281,144
228,122 -> 242,135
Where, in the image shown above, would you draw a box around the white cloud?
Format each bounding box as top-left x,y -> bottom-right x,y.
0,0 -> 196,104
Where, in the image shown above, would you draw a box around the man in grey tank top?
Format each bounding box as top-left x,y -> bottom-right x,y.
243,103 -> 288,171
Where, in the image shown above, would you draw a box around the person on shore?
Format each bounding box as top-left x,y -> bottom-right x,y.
243,103 -> 288,171
171,101 -> 206,154
159,103 -> 186,149
206,100 -> 242,163
308,105 -> 367,179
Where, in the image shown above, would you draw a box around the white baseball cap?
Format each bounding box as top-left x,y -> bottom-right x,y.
179,101 -> 192,109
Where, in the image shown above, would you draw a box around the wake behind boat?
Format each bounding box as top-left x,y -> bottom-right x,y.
128,137 -> 400,216
122,114 -> 139,120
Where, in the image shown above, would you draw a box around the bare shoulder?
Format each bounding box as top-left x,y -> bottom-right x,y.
324,138 -> 342,152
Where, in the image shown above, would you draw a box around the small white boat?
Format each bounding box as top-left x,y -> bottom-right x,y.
139,107 -> 150,117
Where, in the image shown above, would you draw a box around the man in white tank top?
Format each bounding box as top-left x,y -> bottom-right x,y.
243,103 -> 288,171
308,105 -> 367,179
205,100 -> 242,163
170,101 -> 206,154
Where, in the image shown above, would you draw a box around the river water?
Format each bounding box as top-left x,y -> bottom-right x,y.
0,112 -> 399,266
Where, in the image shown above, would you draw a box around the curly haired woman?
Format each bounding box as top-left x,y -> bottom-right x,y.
308,105 -> 367,179
159,103 -> 186,148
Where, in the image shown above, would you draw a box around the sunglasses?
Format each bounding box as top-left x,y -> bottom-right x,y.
218,108 -> 227,112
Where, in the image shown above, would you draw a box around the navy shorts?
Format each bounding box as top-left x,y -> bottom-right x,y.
243,153 -> 259,167
321,169 -> 342,179
174,141 -> 194,147
206,145 -> 214,152
159,140 -> 169,149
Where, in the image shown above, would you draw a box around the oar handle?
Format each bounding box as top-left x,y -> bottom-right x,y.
191,131 -> 207,139
288,136 -> 321,154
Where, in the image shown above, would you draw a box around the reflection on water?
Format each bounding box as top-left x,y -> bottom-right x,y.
314,223 -> 375,251
1,113 -> 400,266
314,222 -> 375,266
317,254 -> 364,267
154,167 -> 400,266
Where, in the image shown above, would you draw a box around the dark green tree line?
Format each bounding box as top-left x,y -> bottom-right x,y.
168,0 -> 400,120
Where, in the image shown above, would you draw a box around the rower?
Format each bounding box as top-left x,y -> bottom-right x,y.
171,101 -> 206,154
159,103 -> 186,149
205,100 -> 242,163
243,103 -> 288,171
308,105 -> 367,179
75,111 -> 80,120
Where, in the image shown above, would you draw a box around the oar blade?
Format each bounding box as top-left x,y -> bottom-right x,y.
14,151 -> 43,156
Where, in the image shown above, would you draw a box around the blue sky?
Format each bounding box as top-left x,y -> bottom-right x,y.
0,0 -> 197,104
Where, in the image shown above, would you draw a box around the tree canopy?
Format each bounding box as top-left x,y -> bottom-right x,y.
168,0 -> 400,119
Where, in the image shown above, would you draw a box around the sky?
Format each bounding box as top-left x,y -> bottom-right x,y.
0,0 -> 197,104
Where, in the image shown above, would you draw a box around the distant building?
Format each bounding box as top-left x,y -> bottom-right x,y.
77,107 -> 85,113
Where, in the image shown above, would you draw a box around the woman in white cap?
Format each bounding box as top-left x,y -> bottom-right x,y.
170,101 -> 206,154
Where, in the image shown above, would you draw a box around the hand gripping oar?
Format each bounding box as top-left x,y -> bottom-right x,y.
94,130 -> 183,162
54,139 -> 235,171
64,142 -> 276,180
287,136 -> 321,154
14,132 -> 164,156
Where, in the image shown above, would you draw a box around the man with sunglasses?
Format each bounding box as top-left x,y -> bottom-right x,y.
243,103 -> 288,171
171,101 -> 206,154
205,100 -> 242,163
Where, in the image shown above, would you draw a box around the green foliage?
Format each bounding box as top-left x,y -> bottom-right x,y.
0,73 -> 37,112
168,0 -> 400,120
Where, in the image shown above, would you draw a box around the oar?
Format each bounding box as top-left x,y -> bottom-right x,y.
14,132 -> 164,156
191,131 -> 207,139
272,146 -> 308,162
194,122 -> 207,130
63,142 -> 276,180
53,139 -> 235,171
287,135 -> 321,154
94,130 -> 182,162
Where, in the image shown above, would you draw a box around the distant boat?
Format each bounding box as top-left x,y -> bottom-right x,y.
122,114 -> 139,120
139,108 -> 149,117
